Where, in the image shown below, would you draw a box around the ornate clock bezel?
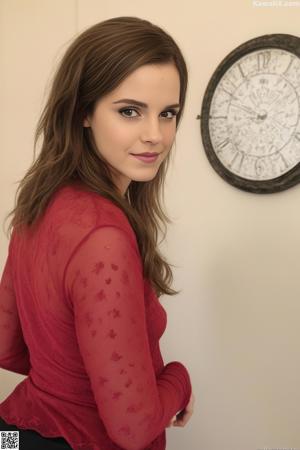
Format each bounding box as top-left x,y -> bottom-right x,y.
200,34 -> 300,194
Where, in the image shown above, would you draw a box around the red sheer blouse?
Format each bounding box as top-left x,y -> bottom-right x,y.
0,183 -> 192,450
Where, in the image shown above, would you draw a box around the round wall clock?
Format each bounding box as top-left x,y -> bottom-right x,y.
199,34 -> 300,193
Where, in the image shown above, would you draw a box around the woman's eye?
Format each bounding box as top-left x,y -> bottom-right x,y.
161,109 -> 178,119
119,108 -> 178,119
119,108 -> 139,118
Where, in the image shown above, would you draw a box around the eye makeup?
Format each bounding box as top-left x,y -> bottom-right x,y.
118,107 -> 179,119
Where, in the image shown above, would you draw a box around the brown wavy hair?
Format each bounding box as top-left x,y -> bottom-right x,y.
3,16 -> 188,297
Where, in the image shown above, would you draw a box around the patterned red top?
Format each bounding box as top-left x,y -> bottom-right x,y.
0,183 -> 192,450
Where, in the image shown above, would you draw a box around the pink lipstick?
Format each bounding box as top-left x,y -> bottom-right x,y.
131,153 -> 159,163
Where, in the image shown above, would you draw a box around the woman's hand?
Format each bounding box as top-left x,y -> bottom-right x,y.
167,392 -> 195,428
166,414 -> 177,428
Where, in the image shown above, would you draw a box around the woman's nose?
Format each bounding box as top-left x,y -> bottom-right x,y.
140,117 -> 163,144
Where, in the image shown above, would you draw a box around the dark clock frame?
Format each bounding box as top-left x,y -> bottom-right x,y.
200,33 -> 300,194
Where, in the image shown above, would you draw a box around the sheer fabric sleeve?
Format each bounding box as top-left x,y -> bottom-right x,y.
0,247 -> 30,376
64,226 -> 192,450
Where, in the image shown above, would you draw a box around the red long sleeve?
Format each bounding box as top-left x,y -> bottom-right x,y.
64,225 -> 191,450
0,184 -> 192,450
0,244 -> 30,376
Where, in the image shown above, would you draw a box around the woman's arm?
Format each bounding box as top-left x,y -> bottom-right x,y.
0,248 -> 30,376
64,225 -> 191,450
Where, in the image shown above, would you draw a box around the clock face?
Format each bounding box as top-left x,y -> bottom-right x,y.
209,48 -> 300,181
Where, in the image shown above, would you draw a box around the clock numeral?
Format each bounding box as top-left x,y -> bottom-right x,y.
280,153 -> 289,170
238,63 -> 245,79
255,158 -> 266,177
221,87 -> 236,99
228,151 -> 239,169
283,55 -> 295,76
216,138 -> 230,152
257,51 -> 271,71
227,77 -> 237,91
225,151 -> 245,174
238,152 -> 245,173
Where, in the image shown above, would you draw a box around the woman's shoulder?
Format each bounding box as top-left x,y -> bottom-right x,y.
52,184 -> 126,225
45,182 -> 135,246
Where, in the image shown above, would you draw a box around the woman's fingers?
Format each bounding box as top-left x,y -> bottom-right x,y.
173,410 -> 192,427
170,392 -> 195,427
166,414 -> 177,427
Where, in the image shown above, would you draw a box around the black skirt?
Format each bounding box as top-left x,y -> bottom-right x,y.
0,417 -> 73,449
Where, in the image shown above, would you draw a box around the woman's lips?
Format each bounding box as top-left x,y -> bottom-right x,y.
130,154 -> 159,163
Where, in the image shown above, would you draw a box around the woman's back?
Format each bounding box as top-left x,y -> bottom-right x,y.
0,182 -> 191,450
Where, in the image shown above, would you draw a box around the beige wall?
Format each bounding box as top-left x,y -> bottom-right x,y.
1,1 -> 300,449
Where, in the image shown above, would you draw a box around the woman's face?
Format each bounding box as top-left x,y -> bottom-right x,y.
84,62 -> 181,196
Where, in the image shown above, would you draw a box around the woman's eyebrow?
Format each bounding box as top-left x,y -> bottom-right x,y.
113,98 -> 180,109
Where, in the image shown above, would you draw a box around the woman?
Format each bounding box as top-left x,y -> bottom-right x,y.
0,16 -> 194,450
